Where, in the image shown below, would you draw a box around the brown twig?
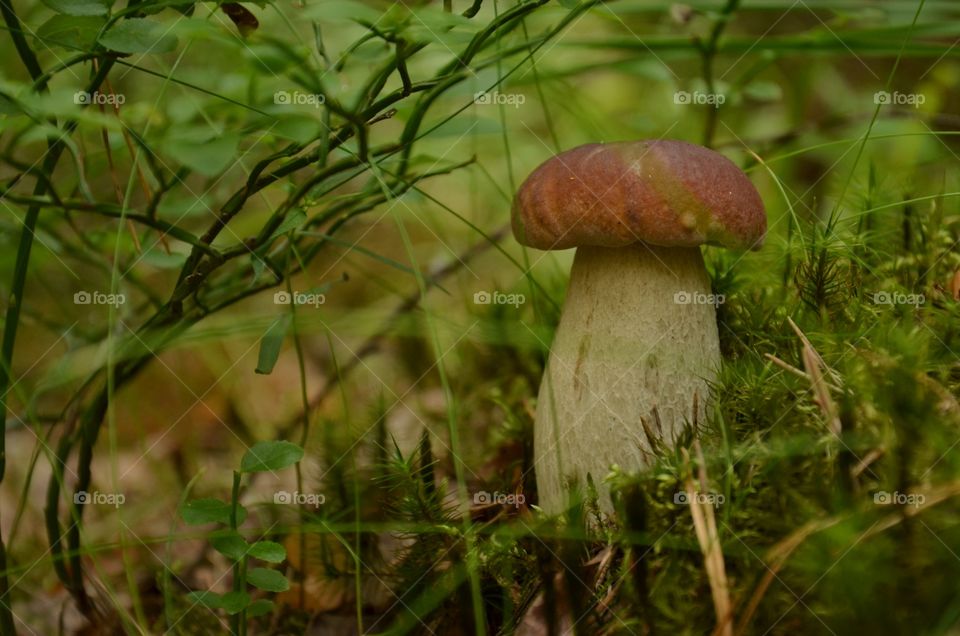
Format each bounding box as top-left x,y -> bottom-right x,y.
801,344 -> 842,437
764,353 -> 841,392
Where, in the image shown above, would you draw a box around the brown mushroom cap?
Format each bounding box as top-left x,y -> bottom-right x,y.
512,140 -> 766,251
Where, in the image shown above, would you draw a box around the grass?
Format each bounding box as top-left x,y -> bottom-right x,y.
1,0 -> 960,634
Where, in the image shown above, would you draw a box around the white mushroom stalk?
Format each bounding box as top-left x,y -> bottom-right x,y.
512,140 -> 766,515
534,244 -> 719,513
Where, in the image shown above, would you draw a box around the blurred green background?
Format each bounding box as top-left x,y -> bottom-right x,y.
2,0 -> 960,634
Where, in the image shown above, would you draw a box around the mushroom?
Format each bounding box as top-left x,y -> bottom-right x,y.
512,140 -> 766,514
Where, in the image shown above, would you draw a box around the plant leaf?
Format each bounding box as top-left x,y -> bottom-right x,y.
240,441 -> 304,473
186,590 -> 223,609
41,0 -> 110,16
248,541 -> 286,563
247,568 -> 289,593
254,314 -> 291,375
220,591 -> 251,614
245,599 -> 275,618
210,530 -> 249,560
267,208 -> 308,242
99,18 -> 178,54
36,15 -> 106,51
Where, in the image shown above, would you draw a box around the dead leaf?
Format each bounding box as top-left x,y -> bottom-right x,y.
221,3 -> 258,37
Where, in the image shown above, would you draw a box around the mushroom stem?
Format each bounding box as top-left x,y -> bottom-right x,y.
534,243 -> 721,514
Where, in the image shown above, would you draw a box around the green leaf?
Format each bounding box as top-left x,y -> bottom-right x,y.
36,15 -> 106,51
240,441 -> 304,473
186,590 -> 223,609
248,541 -> 286,563
99,18 -> 178,54
250,253 -> 267,283
254,314 -> 291,375
210,530 -> 249,560
267,209 -> 308,242
220,591 -> 251,615
180,498 -> 246,526
41,0 -> 110,16
163,128 -> 240,177
247,568 -> 289,593
245,599 -> 275,618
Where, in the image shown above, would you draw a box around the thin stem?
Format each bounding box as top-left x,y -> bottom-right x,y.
230,470 -> 243,635
700,0 -> 740,147
285,256 -> 311,610
0,0 -> 47,625
0,0 -> 43,82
